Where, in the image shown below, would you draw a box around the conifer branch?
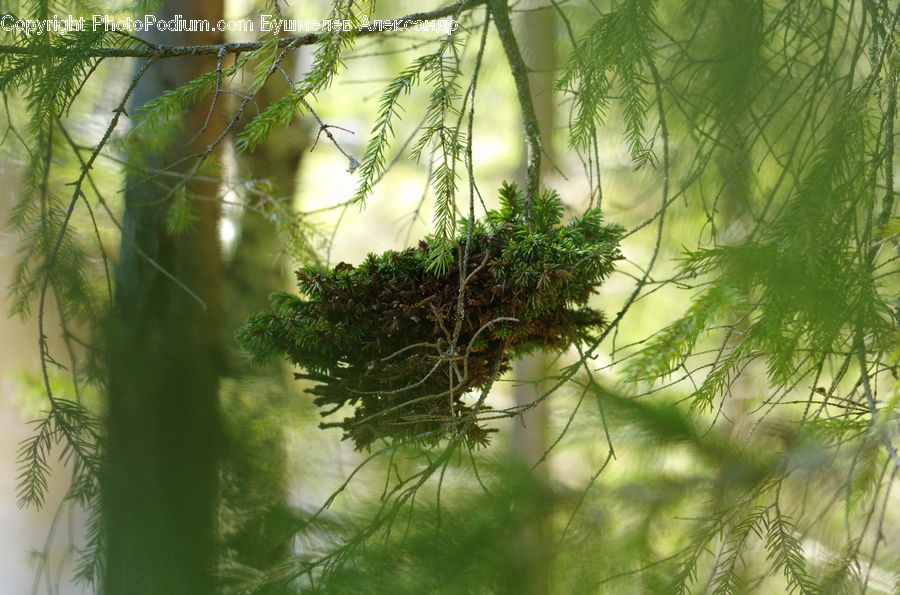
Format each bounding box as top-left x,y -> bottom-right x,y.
855,337 -> 900,471
36,56 -> 161,416
56,122 -> 210,310
486,0 -> 542,209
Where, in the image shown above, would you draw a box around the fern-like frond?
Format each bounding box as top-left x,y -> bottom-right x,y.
236,1 -> 360,152
763,510 -> 816,594
624,283 -> 742,383
557,0 -> 656,162
353,32 -> 461,205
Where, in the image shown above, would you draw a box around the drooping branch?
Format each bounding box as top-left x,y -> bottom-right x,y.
0,0 -> 484,59
486,0 -> 542,209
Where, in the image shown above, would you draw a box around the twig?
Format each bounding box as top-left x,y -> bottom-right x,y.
185,46 -> 227,147
270,62 -> 359,170
37,56 -> 161,415
856,338 -> 900,471
302,97 -> 358,171
486,0 -> 542,208
57,124 -> 210,311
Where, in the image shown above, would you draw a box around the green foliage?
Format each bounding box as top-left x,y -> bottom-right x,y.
409,34 -> 465,246
557,0 -> 656,164
353,33 -> 463,206
132,70 -> 222,131
764,510 -> 816,594
630,91 -> 896,416
1,26 -> 114,323
237,183 -> 623,449
3,0 -> 898,592
7,185 -> 96,320
693,103 -> 889,343
0,27 -> 118,136
623,283 -> 742,383
304,463 -> 556,595
814,542 -> 863,595
165,186 -> 199,234
16,397 -> 100,509
235,1 -> 360,152
707,506 -> 767,595
216,379 -> 298,591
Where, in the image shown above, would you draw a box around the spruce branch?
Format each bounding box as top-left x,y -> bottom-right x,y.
856,337 -> 900,471
302,96 -> 358,172
268,58 -> 359,170
56,122 -> 210,310
36,55 -> 162,419
486,0 -> 542,209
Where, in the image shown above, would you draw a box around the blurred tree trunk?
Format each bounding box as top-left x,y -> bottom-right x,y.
103,0 -> 225,592
511,0 -> 558,469
218,51 -> 309,588
509,3 -> 557,594
224,54 -> 309,378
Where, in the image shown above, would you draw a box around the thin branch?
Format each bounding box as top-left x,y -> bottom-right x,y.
486,0 -> 542,207
855,339 -> 900,471
36,56 -> 160,418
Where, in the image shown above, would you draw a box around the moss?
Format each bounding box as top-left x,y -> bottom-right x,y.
236,183 -> 624,449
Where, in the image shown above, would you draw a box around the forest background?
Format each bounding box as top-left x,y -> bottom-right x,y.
0,0 -> 897,593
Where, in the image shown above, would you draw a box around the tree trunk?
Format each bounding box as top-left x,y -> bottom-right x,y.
224,52 -> 309,378
509,3 -> 557,594
218,51 -> 309,588
103,0 -> 225,592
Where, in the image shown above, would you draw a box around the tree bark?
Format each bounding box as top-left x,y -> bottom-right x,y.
509,3 -> 557,594
218,51 -> 309,589
103,0 -> 225,592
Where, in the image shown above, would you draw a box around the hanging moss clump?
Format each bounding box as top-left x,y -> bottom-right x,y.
236,183 -> 624,450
